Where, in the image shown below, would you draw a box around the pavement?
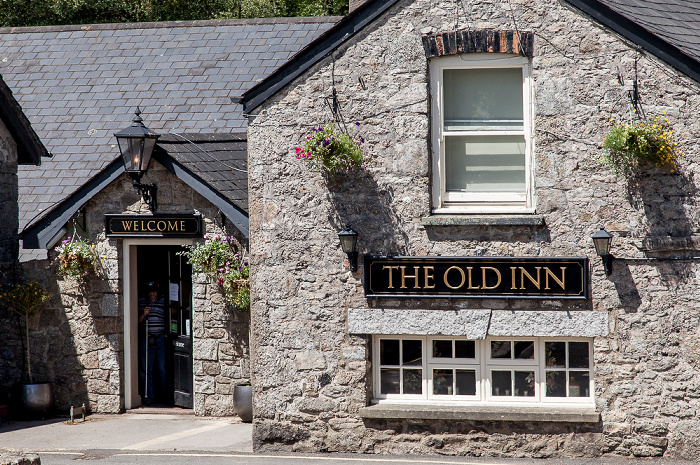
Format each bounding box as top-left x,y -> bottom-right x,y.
0,407 -> 253,453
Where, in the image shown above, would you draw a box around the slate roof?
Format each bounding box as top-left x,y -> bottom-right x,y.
0,74 -> 49,165
0,17 -> 338,233
240,0 -> 700,112
156,132 -> 248,212
595,0 -> 700,63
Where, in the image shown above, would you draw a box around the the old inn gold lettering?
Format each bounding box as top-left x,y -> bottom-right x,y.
105,214 -> 202,238
365,257 -> 588,299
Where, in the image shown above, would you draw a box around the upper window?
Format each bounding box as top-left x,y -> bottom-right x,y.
430,54 -> 534,213
373,336 -> 593,405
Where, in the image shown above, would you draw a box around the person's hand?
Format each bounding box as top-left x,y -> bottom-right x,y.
144,307 -> 150,315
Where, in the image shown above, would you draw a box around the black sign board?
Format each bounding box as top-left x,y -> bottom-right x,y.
105,214 -> 202,238
364,256 -> 588,300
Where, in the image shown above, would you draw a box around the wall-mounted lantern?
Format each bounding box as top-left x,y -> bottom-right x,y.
338,225 -> 359,272
591,226 -> 614,276
114,107 -> 160,212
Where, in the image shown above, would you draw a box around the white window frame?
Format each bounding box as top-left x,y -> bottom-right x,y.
372,336 -> 594,407
429,54 -> 535,214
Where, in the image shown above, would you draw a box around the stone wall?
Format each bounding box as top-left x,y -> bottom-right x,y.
247,0 -> 700,459
0,120 -> 21,400
17,161 -> 249,416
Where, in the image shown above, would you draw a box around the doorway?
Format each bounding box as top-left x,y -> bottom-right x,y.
133,244 -> 193,409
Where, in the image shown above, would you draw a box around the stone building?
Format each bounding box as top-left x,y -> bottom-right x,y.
239,0 -> 700,459
0,17 -> 337,415
0,75 -> 49,391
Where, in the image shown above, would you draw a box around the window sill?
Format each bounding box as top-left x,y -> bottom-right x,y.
358,403 -> 599,423
421,215 -> 545,227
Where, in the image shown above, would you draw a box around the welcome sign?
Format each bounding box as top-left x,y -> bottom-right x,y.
105,214 -> 202,238
364,256 -> 588,300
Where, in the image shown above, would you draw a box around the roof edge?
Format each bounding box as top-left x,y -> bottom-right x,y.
239,0 -> 401,113
153,149 -> 249,238
561,0 -> 700,85
21,158 -> 124,248
0,15 -> 342,34
0,76 -> 51,165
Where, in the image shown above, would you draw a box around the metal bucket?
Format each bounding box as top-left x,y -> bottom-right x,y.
19,383 -> 53,418
233,384 -> 252,422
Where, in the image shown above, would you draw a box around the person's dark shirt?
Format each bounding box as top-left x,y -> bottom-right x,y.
138,295 -> 166,335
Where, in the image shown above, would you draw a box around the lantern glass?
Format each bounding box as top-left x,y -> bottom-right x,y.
591,227 -> 612,256
338,227 -> 358,254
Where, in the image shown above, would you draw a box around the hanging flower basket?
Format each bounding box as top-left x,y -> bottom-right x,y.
53,236 -> 101,278
178,234 -> 249,311
601,115 -> 683,178
295,122 -> 371,176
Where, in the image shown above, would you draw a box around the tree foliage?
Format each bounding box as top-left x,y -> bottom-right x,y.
0,0 -> 347,27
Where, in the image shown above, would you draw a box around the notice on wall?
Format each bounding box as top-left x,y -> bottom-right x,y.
169,283 -> 179,302
364,256 -> 588,300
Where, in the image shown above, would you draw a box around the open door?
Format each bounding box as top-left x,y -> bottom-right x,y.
135,245 -> 193,409
168,249 -> 193,408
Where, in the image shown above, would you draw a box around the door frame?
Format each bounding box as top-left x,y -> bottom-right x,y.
123,238 -> 193,410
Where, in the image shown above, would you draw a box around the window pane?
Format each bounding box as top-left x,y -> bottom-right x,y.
433,340 -> 452,358
445,135 -> 526,193
456,369 -> 476,396
569,342 -> 590,368
433,369 -> 453,395
569,371 -> 590,397
491,341 -> 511,359
546,370 -> 567,397
455,340 -> 475,359
403,369 -> 423,394
443,68 -> 523,129
492,370 -> 511,396
545,342 -> 566,368
380,368 -> 400,394
514,371 -> 535,397
402,340 -> 423,366
514,341 -> 535,359
380,339 -> 400,365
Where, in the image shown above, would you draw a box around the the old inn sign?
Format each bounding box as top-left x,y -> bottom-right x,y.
364,256 -> 588,300
105,214 -> 203,238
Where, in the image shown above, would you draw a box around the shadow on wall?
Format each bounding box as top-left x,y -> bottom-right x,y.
13,259 -> 90,413
325,170 -> 410,260
628,170 -> 696,239
628,170 -> 698,284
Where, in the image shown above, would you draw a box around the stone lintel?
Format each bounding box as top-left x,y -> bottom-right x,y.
359,404 -> 600,423
347,308 -> 490,339
349,309 -> 608,338
421,215 -> 545,227
488,310 -> 609,337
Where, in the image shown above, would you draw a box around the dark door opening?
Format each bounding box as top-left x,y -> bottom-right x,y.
136,245 -> 193,408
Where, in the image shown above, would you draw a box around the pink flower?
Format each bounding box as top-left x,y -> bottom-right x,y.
218,278 -> 224,285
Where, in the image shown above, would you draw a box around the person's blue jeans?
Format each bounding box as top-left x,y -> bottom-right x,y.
139,333 -> 166,404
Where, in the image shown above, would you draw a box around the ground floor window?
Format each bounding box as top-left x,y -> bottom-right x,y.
372,336 -> 593,405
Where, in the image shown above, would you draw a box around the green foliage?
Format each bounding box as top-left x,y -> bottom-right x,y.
0,0 -> 348,27
601,115 -> 682,179
178,234 -> 249,311
295,122 -> 371,176
54,236 -> 101,278
1,281 -> 51,383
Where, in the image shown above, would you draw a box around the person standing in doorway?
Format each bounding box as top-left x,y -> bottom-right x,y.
138,281 -> 166,406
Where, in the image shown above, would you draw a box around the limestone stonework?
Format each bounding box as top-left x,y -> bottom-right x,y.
247,0 -> 700,459
17,162 -> 249,416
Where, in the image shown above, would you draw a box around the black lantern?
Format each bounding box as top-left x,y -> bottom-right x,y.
338,225 -> 359,272
591,226 -> 613,276
114,107 -> 160,211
